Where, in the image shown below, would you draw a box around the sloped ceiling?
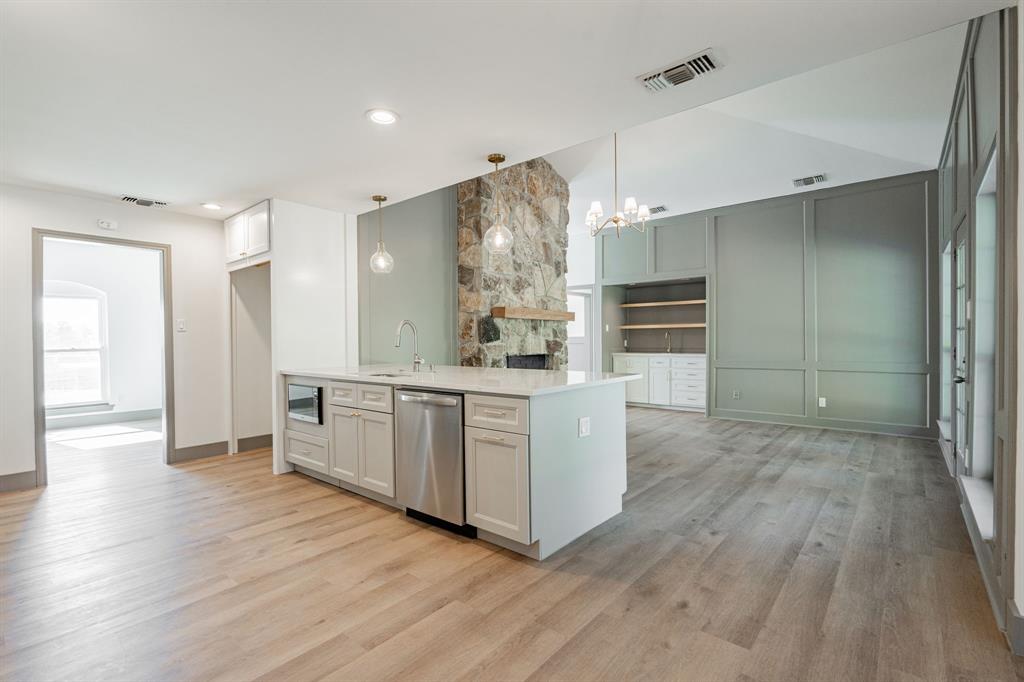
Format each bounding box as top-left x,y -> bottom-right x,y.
0,2 -> 996,218
547,23 -> 967,233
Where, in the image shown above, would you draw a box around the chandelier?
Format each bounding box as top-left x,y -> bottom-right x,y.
585,132 -> 650,237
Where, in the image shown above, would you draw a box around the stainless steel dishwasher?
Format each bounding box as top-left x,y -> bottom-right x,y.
395,389 -> 466,527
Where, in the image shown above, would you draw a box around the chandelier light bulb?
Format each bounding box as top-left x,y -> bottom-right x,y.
484,221 -> 514,255
370,242 -> 394,273
623,197 -> 638,215
637,204 -> 651,221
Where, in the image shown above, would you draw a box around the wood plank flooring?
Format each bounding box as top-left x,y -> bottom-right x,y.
2,409 -> 1021,681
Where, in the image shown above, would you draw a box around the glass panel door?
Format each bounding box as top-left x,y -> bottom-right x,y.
953,219 -> 969,470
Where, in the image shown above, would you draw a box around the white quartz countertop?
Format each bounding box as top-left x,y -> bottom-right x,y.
280,364 -> 640,397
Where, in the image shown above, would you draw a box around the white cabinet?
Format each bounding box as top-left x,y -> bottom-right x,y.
284,430 -> 329,474
649,367 -> 670,405
465,394 -> 529,434
358,409 -> 395,497
328,406 -> 358,485
465,426 -> 530,544
225,213 -> 247,263
613,354 -> 649,403
225,200 -> 270,268
326,390 -> 395,498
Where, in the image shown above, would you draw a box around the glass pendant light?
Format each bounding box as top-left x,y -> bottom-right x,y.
369,194 -> 394,273
483,153 -> 514,255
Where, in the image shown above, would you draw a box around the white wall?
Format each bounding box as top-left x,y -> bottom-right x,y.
270,199 -> 358,474
43,239 -> 163,414
231,264 -> 272,440
566,229 -> 595,287
0,184 -> 229,476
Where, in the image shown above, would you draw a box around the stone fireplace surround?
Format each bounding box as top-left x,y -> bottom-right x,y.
456,157 -> 570,369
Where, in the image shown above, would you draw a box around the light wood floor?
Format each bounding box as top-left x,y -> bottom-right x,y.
2,409 -> 1021,681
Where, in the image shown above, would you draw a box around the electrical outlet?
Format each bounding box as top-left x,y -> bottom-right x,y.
578,416 -> 591,438
731,390 -> 741,400
818,396 -> 827,408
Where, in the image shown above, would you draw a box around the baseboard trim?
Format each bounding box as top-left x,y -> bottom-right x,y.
237,433 -> 272,452
169,440 -> 228,464
1006,602 -> 1024,655
46,408 -> 162,429
0,470 -> 38,492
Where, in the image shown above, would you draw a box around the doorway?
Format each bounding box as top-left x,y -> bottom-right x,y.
566,287 -> 593,371
33,230 -> 174,485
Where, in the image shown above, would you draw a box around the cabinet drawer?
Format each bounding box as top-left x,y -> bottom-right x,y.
357,384 -> 393,413
671,391 -> 706,408
648,357 -> 670,368
284,430 -> 329,474
672,380 -> 705,393
328,381 -> 357,407
465,394 -> 529,435
671,369 -> 705,381
671,356 -> 707,369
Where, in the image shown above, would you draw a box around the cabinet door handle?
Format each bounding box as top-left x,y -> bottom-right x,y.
482,408 -> 506,417
481,435 -> 505,443
350,411 -> 361,417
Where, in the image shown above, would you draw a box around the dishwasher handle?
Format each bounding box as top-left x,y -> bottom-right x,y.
399,392 -> 459,407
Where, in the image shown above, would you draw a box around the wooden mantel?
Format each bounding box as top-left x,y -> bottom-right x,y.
491,306 -> 575,321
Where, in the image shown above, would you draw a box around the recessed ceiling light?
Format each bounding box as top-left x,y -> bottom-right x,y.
366,108 -> 399,125
201,202 -> 222,210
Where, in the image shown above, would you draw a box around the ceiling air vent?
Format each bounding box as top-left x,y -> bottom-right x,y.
648,205 -> 668,215
792,174 -> 827,188
639,49 -> 718,93
120,195 -> 168,207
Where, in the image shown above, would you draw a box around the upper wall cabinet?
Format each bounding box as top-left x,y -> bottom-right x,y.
599,214 -> 709,284
600,228 -> 647,281
225,200 -> 271,269
972,13 -> 1000,167
652,216 -> 707,277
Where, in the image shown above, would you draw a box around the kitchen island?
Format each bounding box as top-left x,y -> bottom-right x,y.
276,365 -> 638,560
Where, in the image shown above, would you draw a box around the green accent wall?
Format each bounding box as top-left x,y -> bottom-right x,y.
598,170 -> 938,438
357,187 -> 457,366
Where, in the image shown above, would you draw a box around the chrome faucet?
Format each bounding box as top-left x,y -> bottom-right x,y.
394,319 -> 424,372
665,331 -> 672,353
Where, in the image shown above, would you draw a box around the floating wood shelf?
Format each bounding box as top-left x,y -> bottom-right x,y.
620,299 -> 706,308
491,306 -> 575,321
620,323 -> 706,330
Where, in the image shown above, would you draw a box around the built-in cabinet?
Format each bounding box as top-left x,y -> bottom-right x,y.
285,378 -> 396,500
465,424 -> 530,544
225,200 -> 271,269
325,380 -> 395,498
613,352 -> 707,411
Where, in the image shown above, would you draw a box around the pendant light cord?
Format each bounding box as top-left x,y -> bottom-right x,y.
377,198 -> 384,243
613,132 -> 619,212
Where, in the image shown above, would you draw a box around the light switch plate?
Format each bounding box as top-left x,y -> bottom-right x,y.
732,390 -> 741,400
818,397 -> 827,407
578,416 -> 591,438
175,319 -> 187,332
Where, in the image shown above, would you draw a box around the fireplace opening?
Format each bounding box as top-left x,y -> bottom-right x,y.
506,354 -> 549,370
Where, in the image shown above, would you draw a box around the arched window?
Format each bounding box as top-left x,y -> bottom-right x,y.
43,280 -> 109,407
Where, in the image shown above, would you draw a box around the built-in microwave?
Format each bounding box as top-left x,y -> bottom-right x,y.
287,383 -> 323,425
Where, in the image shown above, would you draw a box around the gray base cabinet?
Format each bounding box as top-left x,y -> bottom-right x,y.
465,425 -> 530,545
325,384 -> 395,499
327,407 -> 359,484
357,410 -> 395,498
284,430 -> 329,474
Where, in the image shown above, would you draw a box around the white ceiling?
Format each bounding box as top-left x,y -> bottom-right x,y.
547,23 -> 967,233
0,2 -> 1001,219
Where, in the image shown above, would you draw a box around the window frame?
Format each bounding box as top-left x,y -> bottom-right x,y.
42,285 -> 111,408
